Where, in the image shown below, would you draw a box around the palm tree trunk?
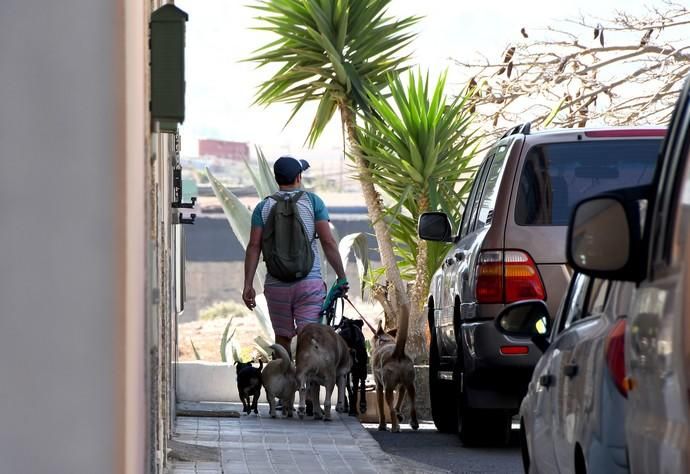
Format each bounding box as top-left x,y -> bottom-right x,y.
339,105 -> 409,326
408,195 -> 430,361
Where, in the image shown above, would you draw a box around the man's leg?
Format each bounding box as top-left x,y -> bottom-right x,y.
293,279 -> 326,417
264,284 -> 296,359
292,279 -> 326,333
275,335 -> 291,359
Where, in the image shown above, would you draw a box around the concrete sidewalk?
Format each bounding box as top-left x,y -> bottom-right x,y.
166,402 -> 446,473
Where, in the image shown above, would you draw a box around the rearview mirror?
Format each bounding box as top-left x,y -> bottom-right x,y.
495,300 -> 551,338
568,197 -> 632,274
418,212 -> 453,242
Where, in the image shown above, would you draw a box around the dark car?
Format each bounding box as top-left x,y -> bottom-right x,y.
418,123 -> 664,443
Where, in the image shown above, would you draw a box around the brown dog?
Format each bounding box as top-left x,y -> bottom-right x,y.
262,344 -> 299,418
371,306 -> 419,433
295,323 -> 351,421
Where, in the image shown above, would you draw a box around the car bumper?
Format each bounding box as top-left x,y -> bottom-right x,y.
461,319 -> 542,409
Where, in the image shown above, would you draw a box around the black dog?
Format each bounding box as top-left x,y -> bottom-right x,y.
335,317 -> 368,416
235,359 -> 263,415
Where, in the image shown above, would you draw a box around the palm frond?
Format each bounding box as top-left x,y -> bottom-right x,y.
247,0 -> 420,145
356,69 -> 479,281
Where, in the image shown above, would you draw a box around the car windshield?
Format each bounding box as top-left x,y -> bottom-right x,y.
515,139 -> 662,226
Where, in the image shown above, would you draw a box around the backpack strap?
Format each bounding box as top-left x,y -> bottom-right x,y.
303,191 -> 319,241
266,191 -> 304,202
268,191 -> 317,241
288,190 -> 304,203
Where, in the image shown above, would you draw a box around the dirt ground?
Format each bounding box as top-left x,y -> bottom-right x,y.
177,297 -> 384,363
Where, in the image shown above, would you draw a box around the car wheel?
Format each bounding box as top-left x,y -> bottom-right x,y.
460,407 -> 512,446
574,444 -> 587,474
520,418 -> 530,472
453,308 -> 511,446
429,309 -> 458,433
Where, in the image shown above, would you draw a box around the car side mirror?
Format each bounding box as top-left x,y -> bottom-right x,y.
495,300 -> 551,352
567,195 -> 643,281
418,212 -> 453,242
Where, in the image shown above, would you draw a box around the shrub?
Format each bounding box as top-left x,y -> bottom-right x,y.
199,300 -> 249,321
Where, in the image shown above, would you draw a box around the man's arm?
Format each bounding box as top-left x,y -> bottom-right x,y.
243,226 -> 263,309
315,220 -> 346,280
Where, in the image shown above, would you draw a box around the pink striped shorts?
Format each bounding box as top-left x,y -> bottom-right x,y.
264,279 -> 326,339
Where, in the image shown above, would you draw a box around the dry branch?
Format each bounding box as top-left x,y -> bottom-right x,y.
454,2 -> 690,148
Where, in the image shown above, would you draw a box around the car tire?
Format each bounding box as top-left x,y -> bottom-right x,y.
455,335 -> 511,445
453,308 -> 512,446
429,309 -> 458,433
520,418 -> 531,472
460,406 -> 512,446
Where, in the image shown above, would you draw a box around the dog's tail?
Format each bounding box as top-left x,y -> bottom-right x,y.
393,303 -> 410,360
270,344 -> 292,372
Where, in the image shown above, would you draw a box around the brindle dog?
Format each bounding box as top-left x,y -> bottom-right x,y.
371,307 -> 419,433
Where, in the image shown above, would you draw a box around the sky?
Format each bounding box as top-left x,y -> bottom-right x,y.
176,0 -> 649,162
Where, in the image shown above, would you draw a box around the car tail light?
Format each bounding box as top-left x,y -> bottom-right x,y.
476,250 -> 546,304
476,251 -> 503,303
504,251 -> 546,303
500,345 -> 529,355
605,318 -> 627,398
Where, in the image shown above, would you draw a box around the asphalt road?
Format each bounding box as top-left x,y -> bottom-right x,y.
366,422 -> 523,474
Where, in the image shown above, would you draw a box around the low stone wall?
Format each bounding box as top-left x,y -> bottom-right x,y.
176,361 -> 432,421
176,361 -> 239,402
176,361 -> 342,405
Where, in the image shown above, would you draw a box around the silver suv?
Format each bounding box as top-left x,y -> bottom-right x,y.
418,124 -> 664,443
568,78 -> 690,472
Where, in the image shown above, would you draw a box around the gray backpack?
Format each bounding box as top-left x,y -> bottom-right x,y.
261,191 -> 315,282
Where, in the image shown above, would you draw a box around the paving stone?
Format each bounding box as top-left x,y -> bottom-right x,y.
169,403 -> 442,474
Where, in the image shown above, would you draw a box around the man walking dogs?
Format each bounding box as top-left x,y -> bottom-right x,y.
243,156 -> 348,356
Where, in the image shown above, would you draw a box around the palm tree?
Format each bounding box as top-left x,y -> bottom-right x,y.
357,70 -> 478,355
247,0 -> 420,325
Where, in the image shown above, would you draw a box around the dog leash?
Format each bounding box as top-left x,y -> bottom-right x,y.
342,296 -> 377,333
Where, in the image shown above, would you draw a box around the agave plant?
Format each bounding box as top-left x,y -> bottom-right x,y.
248,0 -> 420,325
190,339 -> 201,361
356,70 -> 479,352
206,147 -> 370,343
220,321 -> 237,363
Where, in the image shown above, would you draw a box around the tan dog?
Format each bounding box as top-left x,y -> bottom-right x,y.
371,306 -> 419,433
295,323 -> 351,421
262,344 -> 299,418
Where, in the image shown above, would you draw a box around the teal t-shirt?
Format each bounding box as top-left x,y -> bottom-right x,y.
251,190 -> 329,284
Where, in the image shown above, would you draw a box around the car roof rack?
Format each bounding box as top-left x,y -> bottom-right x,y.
500,122 -> 531,139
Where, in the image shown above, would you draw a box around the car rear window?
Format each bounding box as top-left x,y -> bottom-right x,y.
515,139 -> 662,226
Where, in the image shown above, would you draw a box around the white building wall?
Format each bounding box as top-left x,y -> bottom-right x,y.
0,1 -> 160,472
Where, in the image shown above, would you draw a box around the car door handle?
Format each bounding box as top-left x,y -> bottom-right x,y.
539,374 -> 554,387
564,364 -> 578,378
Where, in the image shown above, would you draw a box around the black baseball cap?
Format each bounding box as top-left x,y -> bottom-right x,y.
274,156 -> 310,184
